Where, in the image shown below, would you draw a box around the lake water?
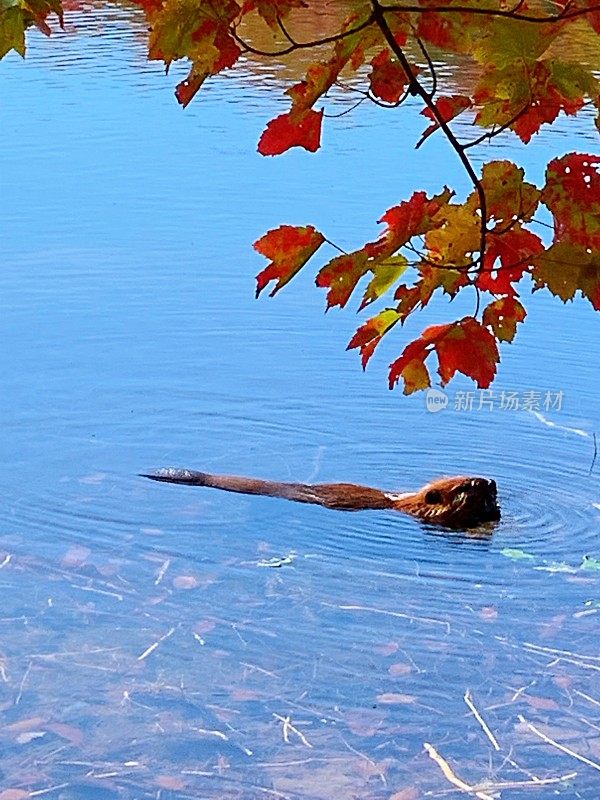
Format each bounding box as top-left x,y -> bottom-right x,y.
1,6 -> 599,798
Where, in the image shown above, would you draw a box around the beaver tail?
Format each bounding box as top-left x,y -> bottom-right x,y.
141,469 -> 394,511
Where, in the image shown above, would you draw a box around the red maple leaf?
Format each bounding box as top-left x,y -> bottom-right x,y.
389,318 -> 499,394
258,109 -> 324,155
483,296 -> 527,342
369,49 -> 410,104
379,188 -> 453,249
347,309 -> 400,368
315,251 -> 370,310
255,225 -> 325,296
542,153 -> 600,248
477,226 -> 544,295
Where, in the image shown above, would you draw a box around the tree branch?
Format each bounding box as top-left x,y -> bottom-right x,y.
381,1 -> 600,24
230,13 -> 376,58
371,0 -> 488,268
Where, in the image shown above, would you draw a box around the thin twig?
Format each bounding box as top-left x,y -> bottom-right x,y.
423,742 -> 495,800
137,626 -> 176,661
381,2 -> 600,24
589,432 -> 597,475
273,713 -> 313,748
15,661 -> 32,705
371,0 -> 488,268
322,602 -> 450,633
574,689 -> 600,708
518,714 -> 600,773
414,34 -> 437,97
464,689 -> 500,751
463,106 -> 529,149
522,643 -> 600,662
475,772 -> 577,790
230,13 -> 376,58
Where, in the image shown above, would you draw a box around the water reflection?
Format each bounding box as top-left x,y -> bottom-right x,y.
0,4 -> 599,798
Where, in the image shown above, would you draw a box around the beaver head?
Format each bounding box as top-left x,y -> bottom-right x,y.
398,476 -> 500,529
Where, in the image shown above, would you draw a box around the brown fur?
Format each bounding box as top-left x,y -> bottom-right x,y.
141,469 -> 500,529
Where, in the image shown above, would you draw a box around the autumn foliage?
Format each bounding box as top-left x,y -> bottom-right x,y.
4,0 -> 599,392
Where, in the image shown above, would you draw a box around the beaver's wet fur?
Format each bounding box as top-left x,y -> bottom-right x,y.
142,469 -> 500,529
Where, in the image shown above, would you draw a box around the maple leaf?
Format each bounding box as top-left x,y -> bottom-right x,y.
258,108 -> 323,155
369,49 -> 410,104
359,256 -> 408,310
483,296 -> 527,342
473,18 -> 561,69
148,0 -> 240,66
242,0 -> 307,30
175,72 -> 205,107
418,263 -> 469,299
316,251 -> 370,310
0,0 -> 62,57
417,95 -> 471,148
425,204 -> 480,268
394,284 -> 424,320
392,264 -> 469,324
257,12 -> 378,155
347,309 -> 401,368
389,318 -> 499,394
288,19 -> 378,114
379,188 -> 453,250
0,5 -> 26,58
542,153 -> 600,248
388,336 -> 433,394
477,225 -> 544,295
254,225 -> 325,297
315,189 -> 452,310
417,11 -> 469,52
468,161 -> 540,224
474,59 -> 597,143
533,242 -> 600,310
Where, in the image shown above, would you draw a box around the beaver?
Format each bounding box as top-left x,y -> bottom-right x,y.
141,469 -> 500,529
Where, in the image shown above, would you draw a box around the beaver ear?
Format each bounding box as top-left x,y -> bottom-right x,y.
425,489 -> 443,504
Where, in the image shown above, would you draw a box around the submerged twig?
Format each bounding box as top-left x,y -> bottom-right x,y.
273,713 -> 313,748
137,626 -> 176,661
323,602 -> 450,633
518,714 -> 600,773
522,643 -> 600,662
464,689 -> 500,751
154,558 -> 171,585
15,660 -> 32,705
574,689 -> 600,707
474,772 -> 577,790
424,742 -> 494,800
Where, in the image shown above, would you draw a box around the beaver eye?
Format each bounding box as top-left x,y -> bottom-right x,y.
425,489 -> 443,504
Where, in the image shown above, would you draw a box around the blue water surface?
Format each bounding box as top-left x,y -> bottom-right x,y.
0,7 -> 599,798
